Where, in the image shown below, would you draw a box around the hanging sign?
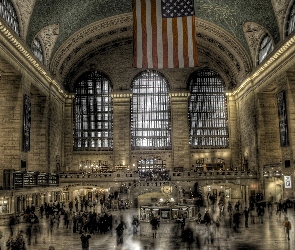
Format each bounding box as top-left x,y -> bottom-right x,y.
284,176 -> 292,188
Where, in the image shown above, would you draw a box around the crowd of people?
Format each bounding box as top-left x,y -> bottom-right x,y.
2,196 -> 294,249
138,168 -> 171,181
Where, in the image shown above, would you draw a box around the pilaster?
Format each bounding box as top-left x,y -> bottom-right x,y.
169,91 -> 190,170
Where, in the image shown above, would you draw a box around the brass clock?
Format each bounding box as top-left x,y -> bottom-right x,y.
162,186 -> 172,194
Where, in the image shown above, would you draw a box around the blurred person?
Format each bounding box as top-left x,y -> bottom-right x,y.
115,217 -> 127,246
150,215 -> 160,238
244,207 -> 249,228
80,230 -> 91,250
233,210 -> 241,233
284,217 -> 292,240
257,205 -> 265,224
132,215 -> 139,234
181,224 -> 194,250
25,224 -> 32,245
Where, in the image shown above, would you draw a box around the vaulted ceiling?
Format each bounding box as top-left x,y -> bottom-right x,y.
9,0 -> 291,91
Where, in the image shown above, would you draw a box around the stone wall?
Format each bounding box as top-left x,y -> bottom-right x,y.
256,92 -> 281,167
28,88 -> 48,172
237,90 -> 258,170
48,93 -> 64,173
0,75 -> 22,185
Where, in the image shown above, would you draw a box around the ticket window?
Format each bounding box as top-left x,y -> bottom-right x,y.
141,208 -> 151,221
0,198 -> 9,214
151,208 -> 160,219
179,208 -> 188,218
172,209 -> 179,219
161,210 -> 170,220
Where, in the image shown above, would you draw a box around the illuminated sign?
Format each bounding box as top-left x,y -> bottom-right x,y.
284,176 -> 292,189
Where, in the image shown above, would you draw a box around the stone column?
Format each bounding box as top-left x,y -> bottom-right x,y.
64,95 -> 75,171
169,91 -> 190,170
111,91 -> 132,168
227,93 -> 239,169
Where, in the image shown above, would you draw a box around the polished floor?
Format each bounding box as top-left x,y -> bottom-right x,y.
0,206 -> 294,250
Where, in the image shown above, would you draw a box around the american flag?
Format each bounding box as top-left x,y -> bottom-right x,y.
133,0 -> 198,68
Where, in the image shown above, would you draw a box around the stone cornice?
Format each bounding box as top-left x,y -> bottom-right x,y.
169,91 -> 190,101
111,91 -> 132,102
232,33 -> 295,97
0,20 -> 68,99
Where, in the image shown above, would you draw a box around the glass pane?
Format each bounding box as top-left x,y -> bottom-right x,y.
188,69 -> 229,149
287,3 -> 295,36
73,71 -> 113,151
258,35 -> 274,64
31,38 -> 44,64
0,0 -> 19,35
131,70 -> 171,150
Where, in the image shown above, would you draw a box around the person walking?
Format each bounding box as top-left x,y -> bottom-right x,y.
150,215 -> 160,238
257,205 -> 264,224
244,207 -> 249,228
284,217 -> 292,240
80,230 -> 91,250
116,218 -> 127,246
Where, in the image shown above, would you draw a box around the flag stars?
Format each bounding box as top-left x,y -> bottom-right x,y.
162,0 -> 195,18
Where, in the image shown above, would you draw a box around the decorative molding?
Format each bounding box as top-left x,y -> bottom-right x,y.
51,13 -> 252,91
232,34 -> 295,96
198,46 -> 235,88
196,18 -> 252,78
169,91 -> 190,98
50,13 -> 133,77
169,91 -> 190,103
243,22 -> 269,66
14,0 -> 36,39
0,20 -> 68,98
36,24 -> 59,66
111,92 -> 132,99
271,0 -> 290,37
272,0 -> 290,21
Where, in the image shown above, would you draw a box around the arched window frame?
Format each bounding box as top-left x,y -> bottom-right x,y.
188,69 -> 229,149
286,1 -> 295,36
0,0 -> 19,35
73,71 -> 113,151
257,34 -> 274,65
131,70 -> 171,150
31,37 -> 44,64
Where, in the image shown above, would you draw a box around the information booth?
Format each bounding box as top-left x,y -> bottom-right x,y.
139,205 -> 197,236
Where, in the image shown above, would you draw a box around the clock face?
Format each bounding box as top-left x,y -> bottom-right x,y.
162,186 -> 172,194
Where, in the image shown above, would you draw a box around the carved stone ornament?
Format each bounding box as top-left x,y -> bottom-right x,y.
36,24 -> 60,66
50,13 -> 133,77
196,18 -> 252,84
14,0 -> 36,39
243,22 -> 269,66
271,0 -> 291,37
271,0 -> 290,21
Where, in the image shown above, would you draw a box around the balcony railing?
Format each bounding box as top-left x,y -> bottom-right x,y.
58,170 -> 257,183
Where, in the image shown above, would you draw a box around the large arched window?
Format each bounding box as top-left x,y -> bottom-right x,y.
0,0 -> 19,35
286,2 -> 295,36
257,34 -> 274,65
131,70 -> 171,150
31,37 -> 44,64
73,71 -> 113,151
188,69 -> 229,148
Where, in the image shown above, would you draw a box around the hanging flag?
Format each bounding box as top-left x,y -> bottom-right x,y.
133,0 -> 198,69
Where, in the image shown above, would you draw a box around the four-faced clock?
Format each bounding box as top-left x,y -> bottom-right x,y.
161,185 -> 172,194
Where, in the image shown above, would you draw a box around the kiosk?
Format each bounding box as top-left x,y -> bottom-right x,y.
139,205 -> 197,236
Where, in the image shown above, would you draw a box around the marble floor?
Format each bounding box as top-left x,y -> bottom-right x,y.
0,207 -> 294,250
